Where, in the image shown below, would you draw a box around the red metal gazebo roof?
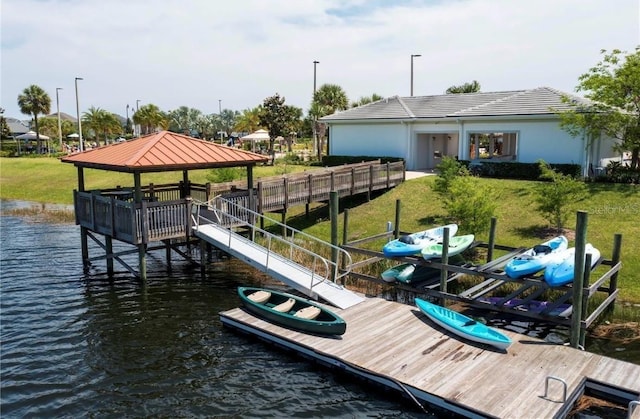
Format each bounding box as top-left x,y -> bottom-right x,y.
61,130 -> 269,172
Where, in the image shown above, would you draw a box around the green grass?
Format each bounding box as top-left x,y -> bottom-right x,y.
2,157 -> 639,306
0,157 -> 309,204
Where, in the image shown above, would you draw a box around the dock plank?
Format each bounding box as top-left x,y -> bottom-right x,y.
221,297 -> 640,418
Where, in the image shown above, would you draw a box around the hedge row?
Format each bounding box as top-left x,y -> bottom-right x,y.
319,155 -> 405,167
459,160 -> 582,179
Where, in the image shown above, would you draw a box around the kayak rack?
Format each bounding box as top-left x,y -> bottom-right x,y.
341,203 -> 623,349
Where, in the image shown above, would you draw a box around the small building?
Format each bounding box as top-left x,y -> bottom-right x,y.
321,87 -> 620,175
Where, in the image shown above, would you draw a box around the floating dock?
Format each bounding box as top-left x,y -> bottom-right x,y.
221,297 -> 640,418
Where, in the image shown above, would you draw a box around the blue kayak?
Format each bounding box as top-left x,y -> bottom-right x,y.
382,224 -> 458,257
544,244 -> 601,287
504,236 -> 568,278
415,298 -> 512,350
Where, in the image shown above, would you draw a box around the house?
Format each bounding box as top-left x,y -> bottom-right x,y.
320,87 -> 620,175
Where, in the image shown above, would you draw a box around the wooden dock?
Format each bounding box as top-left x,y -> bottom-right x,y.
221,297 -> 640,418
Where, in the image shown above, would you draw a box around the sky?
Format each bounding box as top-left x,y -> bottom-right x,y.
1,0 -> 639,120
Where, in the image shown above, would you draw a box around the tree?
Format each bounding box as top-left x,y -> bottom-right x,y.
311,83 -> 349,159
133,104 -> 168,135
534,160 -> 588,232
17,84 -> 51,152
82,107 -> 121,145
445,80 -> 481,94
350,93 -> 383,108
167,106 -> 202,135
259,94 -> 303,156
0,107 -> 10,140
557,48 -> 640,169
235,107 -> 263,134
219,109 -> 240,138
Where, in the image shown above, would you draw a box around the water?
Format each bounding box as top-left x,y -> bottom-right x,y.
1,202 -> 637,418
0,210 -> 430,418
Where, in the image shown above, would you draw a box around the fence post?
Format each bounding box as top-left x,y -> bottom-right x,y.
440,226 -> 450,306
368,165 -> 374,201
386,162 -> 390,189
579,253 -> 593,347
609,233 -> 622,306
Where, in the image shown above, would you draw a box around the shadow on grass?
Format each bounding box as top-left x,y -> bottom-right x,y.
586,182 -> 640,197
513,225 -> 573,240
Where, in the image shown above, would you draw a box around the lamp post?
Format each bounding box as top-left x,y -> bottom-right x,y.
135,99 -> 141,136
218,100 -> 223,143
410,54 -> 421,97
312,60 -> 319,157
126,104 -> 130,135
75,77 -> 83,151
56,88 -> 63,150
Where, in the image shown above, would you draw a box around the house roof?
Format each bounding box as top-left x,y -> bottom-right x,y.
46,112 -> 77,122
60,130 -> 269,172
320,87 -> 593,122
6,117 -> 30,135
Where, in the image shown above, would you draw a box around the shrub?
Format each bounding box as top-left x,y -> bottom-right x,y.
432,156 -> 469,196
206,167 -> 243,183
534,160 -> 588,231
443,175 -> 497,235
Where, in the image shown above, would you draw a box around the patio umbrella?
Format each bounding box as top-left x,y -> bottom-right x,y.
16,130 -> 50,140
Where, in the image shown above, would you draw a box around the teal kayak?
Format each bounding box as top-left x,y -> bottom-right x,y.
415,298 -> 512,350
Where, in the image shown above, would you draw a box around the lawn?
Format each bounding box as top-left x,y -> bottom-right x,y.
2,157 -> 639,305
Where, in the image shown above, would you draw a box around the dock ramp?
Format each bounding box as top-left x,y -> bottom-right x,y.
192,197 -> 364,310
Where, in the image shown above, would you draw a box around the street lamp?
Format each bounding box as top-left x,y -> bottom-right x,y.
410,54 -> 421,97
126,104 -> 130,135
218,100 -> 223,143
135,99 -> 141,136
75,77 -> 83,151
56,88 -> 63,150
312,60 -> 319,157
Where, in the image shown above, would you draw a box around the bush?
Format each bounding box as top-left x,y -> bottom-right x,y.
444,175 -> 497,235
462,160 -> 582,179
320,155 -> 404,166
432,156 -> 469,196
206,167 -> 243,183
595,161 -> 640,184
534,160 -> 588,231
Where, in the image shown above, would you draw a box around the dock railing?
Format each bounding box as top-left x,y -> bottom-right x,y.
192,196 -> 353,287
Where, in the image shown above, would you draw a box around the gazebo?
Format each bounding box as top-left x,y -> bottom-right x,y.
61,130 -> 268,280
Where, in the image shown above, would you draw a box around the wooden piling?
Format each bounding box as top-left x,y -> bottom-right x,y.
610,233 -> 622,302
106,236 -> 114,276
579,253 -> 593,347
341,209 -> 349,272
570,211 -> 588,348
330,191 -> 339,281
487,217 -> 497,262
394,199 -> 401,239
439,226 -> 450,306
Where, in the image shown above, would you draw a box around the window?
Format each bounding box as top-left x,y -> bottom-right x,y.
469,132 -> 517,161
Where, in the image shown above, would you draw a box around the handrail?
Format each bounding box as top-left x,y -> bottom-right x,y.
192,196 -> 352,285
543,375 -> 567,403
629,400 -> 640,419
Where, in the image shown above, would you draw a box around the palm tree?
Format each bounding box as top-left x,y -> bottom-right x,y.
350,93 -> 384,108
445,80 -> 481,94
235,107 -> 263,134
83,107 -> 122,145
17,85 -> 51,152
311,84 -> 349,159
167,106 -> 202,135
133,104 -> 168,134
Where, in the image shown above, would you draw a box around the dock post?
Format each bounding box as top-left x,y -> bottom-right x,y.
570,211 -> 588,348
394,199 -> 401,239
165,239 -> 172,271
200,240 -> 207,277
487,217 -> 497,262
106,236 -> 114,276
341,208 -> 349,272
138,244 -> 147,281
439,226 -> 450,306
579,253 -> 593,347
609,233 -> 622,310
330,191 -> 339,281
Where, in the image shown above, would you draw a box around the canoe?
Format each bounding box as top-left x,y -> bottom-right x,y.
381,254 -> 466,284
420,234 -> 474,260
237,287 -> 346,336
479,297 -> 572,317
415,298 -> 512,350
504,235 -> 569,278
382,224 -> 458,257
544,244 -> 601,287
